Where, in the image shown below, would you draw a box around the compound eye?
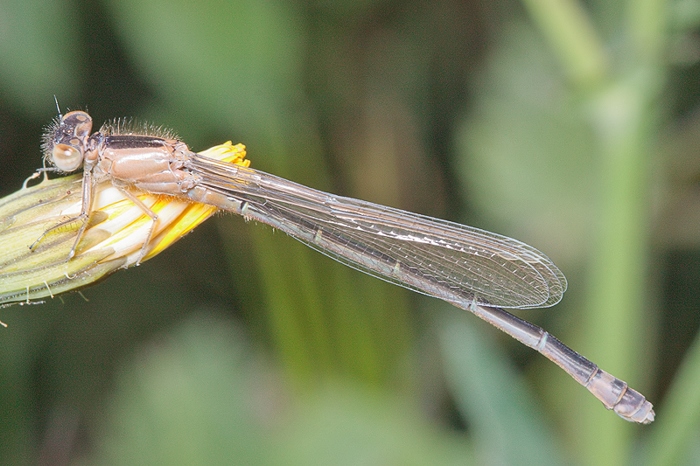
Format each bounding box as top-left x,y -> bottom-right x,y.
52,143 -> 84,172
62,111 -> 93,138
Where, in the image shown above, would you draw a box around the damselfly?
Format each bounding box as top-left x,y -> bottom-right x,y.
36,109 -> 654,423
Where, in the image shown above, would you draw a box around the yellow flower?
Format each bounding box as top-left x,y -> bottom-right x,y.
0,142 -> 249,306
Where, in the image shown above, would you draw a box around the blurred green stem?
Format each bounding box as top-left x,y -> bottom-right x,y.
645,329 -> 700,466
520,0 -> 607,87
628,0 -> 667,63
522,0 -> 667,463
581,76 -> 657,464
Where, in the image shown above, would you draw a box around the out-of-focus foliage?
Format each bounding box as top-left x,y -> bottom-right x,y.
80,315 -> 471,466
0,0 -> 699,464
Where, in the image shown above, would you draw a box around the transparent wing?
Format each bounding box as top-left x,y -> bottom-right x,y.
187,154 -> 567,310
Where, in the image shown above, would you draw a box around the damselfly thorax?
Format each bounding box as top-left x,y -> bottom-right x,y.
46,111 -> 202,195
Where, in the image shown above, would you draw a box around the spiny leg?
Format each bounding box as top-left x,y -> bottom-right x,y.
28,213 -> 88,253
117,187 -> 159,265
29,170 -> 95,259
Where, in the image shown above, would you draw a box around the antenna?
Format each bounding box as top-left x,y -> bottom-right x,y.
53,95 -> 62,118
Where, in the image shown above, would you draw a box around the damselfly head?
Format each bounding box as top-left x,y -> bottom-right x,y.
42,110 -> 93,173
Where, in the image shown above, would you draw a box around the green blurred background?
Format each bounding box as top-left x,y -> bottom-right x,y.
1,0 -> 699,464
